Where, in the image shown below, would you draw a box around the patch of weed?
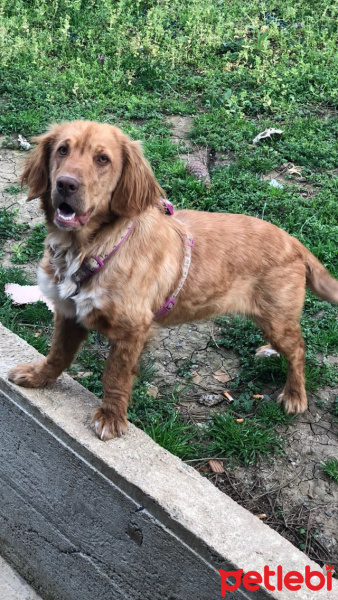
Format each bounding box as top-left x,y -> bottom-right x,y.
141,412 -> 201,459
0,208 -> 27,251
4,185 -> 21,194
12,224 -> 46,263
321,458 -> 338,484
128,366 -> 202,459
331,396 -> 338,417
191,114 -> 338,172
1,1 -> 338,134
207,407 -> 285,466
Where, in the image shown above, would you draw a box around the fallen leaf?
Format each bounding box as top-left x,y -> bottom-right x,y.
147,385 -> 158,398
213,368 -> 231,383
191,370 -> 202,384
77,371 -> 93,378
199,465 -> 211,474
208,459 -> 225,474
252,128 -> 283,145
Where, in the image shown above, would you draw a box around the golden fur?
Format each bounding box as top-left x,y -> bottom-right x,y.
7,120 -> 338,440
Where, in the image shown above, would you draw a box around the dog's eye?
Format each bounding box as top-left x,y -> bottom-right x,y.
58,146 -> 68,156
97,155 -> 109,164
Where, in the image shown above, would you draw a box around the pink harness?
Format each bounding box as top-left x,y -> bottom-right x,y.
72,200 -> 194,320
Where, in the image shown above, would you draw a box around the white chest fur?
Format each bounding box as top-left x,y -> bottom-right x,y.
38,233 -> 104,323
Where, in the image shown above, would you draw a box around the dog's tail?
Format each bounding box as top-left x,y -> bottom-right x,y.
303,248 -> 338,303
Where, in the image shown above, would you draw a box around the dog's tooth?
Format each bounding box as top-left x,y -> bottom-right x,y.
57,208 -> 76,221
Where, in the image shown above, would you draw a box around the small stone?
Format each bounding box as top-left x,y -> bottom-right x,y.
199,394 -> 223,407
186,160 -> 211,187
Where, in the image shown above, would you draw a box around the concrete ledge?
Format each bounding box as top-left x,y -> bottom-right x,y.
0,323 -> 336,600
0,555 -> 43,600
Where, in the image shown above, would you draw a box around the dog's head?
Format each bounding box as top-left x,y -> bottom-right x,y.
22,120 -> 164,230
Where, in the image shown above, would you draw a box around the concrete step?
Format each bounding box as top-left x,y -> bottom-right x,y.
0,556 -> 42,600
1,322 -> 336,600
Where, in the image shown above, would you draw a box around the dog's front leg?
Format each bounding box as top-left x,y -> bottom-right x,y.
8,312 -> 88,388
92,330 -> 149,441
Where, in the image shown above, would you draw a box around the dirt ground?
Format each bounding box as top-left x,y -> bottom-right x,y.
1,129 -> 337,568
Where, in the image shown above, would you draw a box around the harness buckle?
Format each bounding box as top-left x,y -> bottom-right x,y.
153,297 -> 176,319
163,298 -> 175,311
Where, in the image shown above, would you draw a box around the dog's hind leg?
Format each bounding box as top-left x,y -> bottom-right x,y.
254,314 -> 307,414
252,262 -> 309,413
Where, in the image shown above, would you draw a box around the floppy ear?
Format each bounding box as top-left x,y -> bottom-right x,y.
111,138 -> 164,217
21,130 -> 55,201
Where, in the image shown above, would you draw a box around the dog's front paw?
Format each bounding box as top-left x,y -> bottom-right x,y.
91,408 -> 128,441
7,361 -> 56,388
278,390 -> 307,414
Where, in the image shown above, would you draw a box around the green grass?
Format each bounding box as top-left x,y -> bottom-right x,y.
12,224 -> 46,264
321,458 -> 338,483
207,409 -> 284,466
129,381 -> 202,460
0,0 -> 337,465
0,208 -> 27,252
331,396 -> 338,417
4,185 -> 21,194
1,1 -> 338,134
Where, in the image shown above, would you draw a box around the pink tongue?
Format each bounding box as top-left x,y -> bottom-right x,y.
78,209 -> 92,225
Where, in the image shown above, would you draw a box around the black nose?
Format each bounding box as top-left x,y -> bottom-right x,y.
56,176 -> 79,197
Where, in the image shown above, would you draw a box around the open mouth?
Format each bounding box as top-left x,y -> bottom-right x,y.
54,202 -> 93,229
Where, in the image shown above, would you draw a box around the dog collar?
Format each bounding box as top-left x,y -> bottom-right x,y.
72,200 -> 174,294
51,199 -> 193,312
72,220 -> 134,293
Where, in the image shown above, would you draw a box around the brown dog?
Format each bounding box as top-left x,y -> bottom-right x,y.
7,120 -> 338,440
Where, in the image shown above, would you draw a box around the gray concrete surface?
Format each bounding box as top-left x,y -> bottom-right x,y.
0,555 -> 43,600
0,323 -> 336,600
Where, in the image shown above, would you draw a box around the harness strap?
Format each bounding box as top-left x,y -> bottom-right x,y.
51,199 -> 193,313
73,220 -> 134,292
153,232 -> 194,320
